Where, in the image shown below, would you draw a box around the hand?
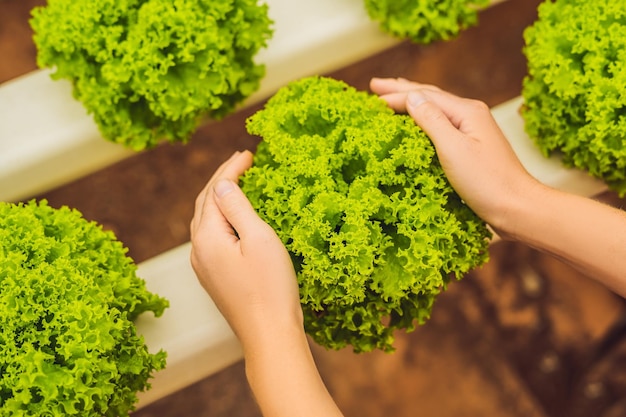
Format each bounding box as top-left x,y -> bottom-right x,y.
189,151 -> 303,353
190,152 -> 344,416
370,77 -> 540,237
370,78 -> 626,292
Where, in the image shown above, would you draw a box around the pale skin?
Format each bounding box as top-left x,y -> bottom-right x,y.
189,150 -> 343,417
190,77 -> 626,416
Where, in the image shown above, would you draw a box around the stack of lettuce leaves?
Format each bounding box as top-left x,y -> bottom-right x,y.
30,0 -> 273,150
363,0 -> 489,44
522,0 -> 626,196
0,200 -> 168,416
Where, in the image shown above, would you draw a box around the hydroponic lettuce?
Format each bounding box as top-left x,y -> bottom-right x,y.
240,76 -> 491,353
522,0 -> 626,196
0,200 -> 168,417
363,0 -> 489,44
30,0 -> 273,150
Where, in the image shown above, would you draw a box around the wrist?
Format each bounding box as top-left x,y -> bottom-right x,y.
243,322 -> 344,417
240,314 -> 307,361
243,323 -> 317,411
488,178 -> 550,242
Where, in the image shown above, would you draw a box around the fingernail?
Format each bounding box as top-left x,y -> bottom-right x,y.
214,179 -> 236,197
407,91 -> 427,108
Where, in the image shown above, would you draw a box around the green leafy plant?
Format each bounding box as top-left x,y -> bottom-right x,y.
363,0 -> 489,44
240,76 -> 491,353
0,200 -> 168,416
521,0 -> 626,196
30,0 -> 273,150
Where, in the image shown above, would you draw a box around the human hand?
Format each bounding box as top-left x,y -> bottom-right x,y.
191,152 -> 344,416
370,77 -> 540,236
189,151 -> 304,353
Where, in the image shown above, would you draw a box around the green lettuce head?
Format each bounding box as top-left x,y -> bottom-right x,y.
363,0 -> 489,44
0,200 -> 168,417
30,0 -> 273,150
522,0 -> 626,196
241,76 -> 491,353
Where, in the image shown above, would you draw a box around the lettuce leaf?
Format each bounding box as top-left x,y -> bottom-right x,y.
241,76 -> 491,353
30,0 -> 273,150
363,0 -> 489,44
522,0 -> 626,196
0,200 -> 168,416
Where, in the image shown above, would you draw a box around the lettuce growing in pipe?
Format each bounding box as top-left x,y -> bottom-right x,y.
0,200 -> 168,416
30,0 -> 273,150
363,0 -> 489,44
522,0 -> 626,196
240,76 -> 491,353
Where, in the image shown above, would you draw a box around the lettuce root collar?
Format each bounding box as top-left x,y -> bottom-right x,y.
0,201 -> 168,416
241,76 -> 491,352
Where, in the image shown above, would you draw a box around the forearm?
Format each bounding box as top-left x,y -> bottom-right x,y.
243,324 -> 344,417
500,183 -> 626,297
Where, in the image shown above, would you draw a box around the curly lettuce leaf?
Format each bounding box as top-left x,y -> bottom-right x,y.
363,0 -> 489,44
0,200 -> 168,417
30,0 -> 273,150
522,0 -> 626,196
241,76 -> 491,353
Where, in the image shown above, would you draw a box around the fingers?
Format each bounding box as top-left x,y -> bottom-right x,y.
370,77 -> 441,95
372,77 -> 496,140
192,151 -> 240,231
213,179 -> 265,241
202,150 -> 254,209
404,91 -> 467,154
198,151 -> 242,200
408,89 -> 480,129
371,78 -> 442,114
376,91 -> 411,113
190,150 -> 254,239
370,76 -> 494,128
406,88 -> 501,142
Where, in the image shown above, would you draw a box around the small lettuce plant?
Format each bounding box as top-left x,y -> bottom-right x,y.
0,200 -> 168,416
30,0 -> 273,150
522,0 -> 626,196
240,76 -> 491,353
363,0 -> 489,44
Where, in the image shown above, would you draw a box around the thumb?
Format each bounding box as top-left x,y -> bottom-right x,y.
213,179 -> 261,236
